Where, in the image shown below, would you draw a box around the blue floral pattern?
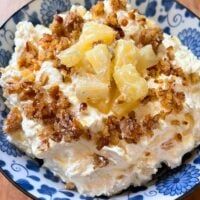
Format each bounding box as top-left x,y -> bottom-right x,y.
16,179 -> 34,191
178,28 -> 200,58
44,168 -> 60,182
135,0 -> 146,6
194,155 -> 200,164
40,0 -> 71,25
26,160 -> 41,172
145,1 -> 157,17
13,6 -> 41,25
129,195 -> 144,200
0,49 -> 11,67
37,184 -> 57,197
156,164 -> 200,196
0,0 -> 200,200
161,0 -> 173,12
0,132 -> 23,157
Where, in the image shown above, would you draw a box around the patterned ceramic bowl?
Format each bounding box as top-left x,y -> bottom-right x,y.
0,0 -> 200,199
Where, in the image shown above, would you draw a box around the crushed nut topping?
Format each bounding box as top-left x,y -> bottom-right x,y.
93,153 -> 109,168
4,107 -> 22,133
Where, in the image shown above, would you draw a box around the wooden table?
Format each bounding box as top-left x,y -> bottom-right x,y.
0,0 -> 200,199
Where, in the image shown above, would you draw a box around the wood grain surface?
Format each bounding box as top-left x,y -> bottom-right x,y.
0,0 -> 200,199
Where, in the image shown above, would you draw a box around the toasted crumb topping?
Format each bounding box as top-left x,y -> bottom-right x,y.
147,57 -> 188,86
96,135 -> 110,150
18,42 -> 40,71
91,1 -> 105,16
167,46 -> 175,60
139,27 -> 163,52
128,9 -> 138,20
50,15 -> 64,36
137,16 -> 147,27
161,139 -> 174,150
79,102 -> 88,112
120,18 -> 128,27
2,0 -> 195,153
171,120 -> 180,126
65,182 -> 76,190
39,34 -> 71,63
64,12 -> 84,39
110,0 -> 126,11
38,138 -> 50,152
161,133 -> 182,150
189,72 -> 200,84
141,88 -> 158,105
39,72 -> 49,86
175,133 -> 182,142
50,12 -> 84,39
106,13 -> 118,27
120,112 -> 144,143
142,114 -> 160,132
4,107 -> 22,133
158,88 -> 185,113
93,153 -> 109,168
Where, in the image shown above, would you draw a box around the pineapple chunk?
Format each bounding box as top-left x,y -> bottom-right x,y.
112,97 -> 139,117
78,22 -> 116,52
91,80 -> 119,113
91,101 -> 110,114
115,39 -> 139,67
76,75 -> 110,104
86,44 -> 112,82
137,44 -> 158,74
57,44 -> 82,67
76,57 -> 94,74
113,64 -> 148,103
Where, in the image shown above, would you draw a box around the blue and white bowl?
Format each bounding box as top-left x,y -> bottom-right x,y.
0,0 -> 200,199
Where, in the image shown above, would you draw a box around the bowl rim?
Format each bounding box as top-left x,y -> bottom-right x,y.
0,0 -> 200,200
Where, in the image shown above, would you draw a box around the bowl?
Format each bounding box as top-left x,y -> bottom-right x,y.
0,0 -> 200,199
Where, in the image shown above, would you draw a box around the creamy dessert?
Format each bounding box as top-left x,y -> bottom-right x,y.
1,0 -> 200,196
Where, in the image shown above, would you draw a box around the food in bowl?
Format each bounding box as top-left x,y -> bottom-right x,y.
1,0 -> 200,196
